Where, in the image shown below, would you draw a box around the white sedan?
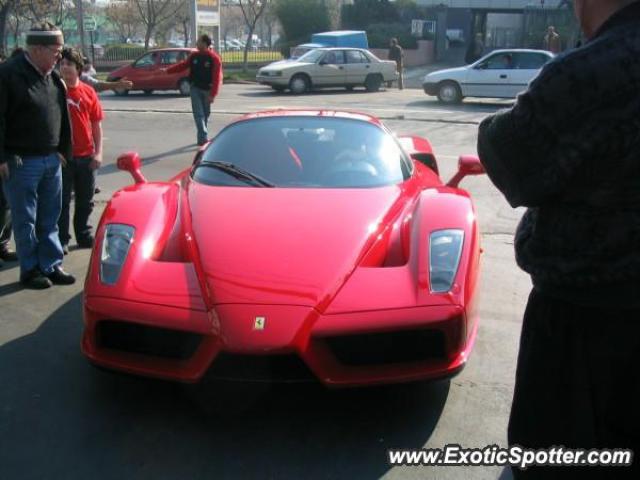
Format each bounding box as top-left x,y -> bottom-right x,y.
422,49 -> 554,103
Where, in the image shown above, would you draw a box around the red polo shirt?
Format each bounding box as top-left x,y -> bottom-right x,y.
66,81 -> 104,157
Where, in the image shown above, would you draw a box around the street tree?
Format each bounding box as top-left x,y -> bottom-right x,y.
105,0 -> 141,43
274,0 -> 330,56
131,0 -> 183,49
238,0 -> 269,72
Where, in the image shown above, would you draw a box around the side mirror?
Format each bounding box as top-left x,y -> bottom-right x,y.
446,155 -> 485,188
475,63 -> 487,70
117,151 -> 147,184
319,60 -> 327,66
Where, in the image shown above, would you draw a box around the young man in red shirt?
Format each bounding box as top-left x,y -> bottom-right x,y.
166,34 -> 222,145
58,47 -> 103,253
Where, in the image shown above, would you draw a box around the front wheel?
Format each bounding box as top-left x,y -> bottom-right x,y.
178,78 -> 191,96
437,81 -> 462,104
289,74 -> 310,95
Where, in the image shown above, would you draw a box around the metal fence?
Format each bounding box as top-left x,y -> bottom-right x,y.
94,45 -> 282,69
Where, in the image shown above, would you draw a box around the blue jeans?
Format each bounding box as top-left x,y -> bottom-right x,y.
190,85 -> 211,144
2,153 -> 64,276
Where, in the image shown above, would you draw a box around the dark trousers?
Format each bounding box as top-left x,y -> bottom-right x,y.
509,288 -> 639,479
0,183 -> 11,250
59,156 -> 96,246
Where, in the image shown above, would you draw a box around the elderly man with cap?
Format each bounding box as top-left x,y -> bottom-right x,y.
0,22 -> 75,289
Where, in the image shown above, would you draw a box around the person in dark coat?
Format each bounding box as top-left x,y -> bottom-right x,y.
0,23 -> 75,288
477,1 -> 640,478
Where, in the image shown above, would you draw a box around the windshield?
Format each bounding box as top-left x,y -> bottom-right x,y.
297,49 -> 325,63
192,116 -> 412,188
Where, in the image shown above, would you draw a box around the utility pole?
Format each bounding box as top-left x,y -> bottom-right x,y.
76,0 -> 86,56
190,0 -> 198,47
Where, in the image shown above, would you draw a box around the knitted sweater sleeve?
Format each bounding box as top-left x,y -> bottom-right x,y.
477,57 -> 608,208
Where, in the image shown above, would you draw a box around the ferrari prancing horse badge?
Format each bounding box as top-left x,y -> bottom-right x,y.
254,316 -> 266,330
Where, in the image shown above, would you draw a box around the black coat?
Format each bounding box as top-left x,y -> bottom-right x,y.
477,2 -> 640,303
0,53 -> 72,165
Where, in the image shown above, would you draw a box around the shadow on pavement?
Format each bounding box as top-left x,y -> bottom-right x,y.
239,87 -> 391,98
0,293 -> 451,479
99,144 -> 198,176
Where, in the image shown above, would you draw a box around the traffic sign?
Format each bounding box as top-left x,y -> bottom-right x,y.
83,16 -> 97,32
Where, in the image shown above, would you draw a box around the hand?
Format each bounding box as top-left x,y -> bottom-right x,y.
90,153 -> 103,170
117,79 -> 133,90
0,163 -> 8,181
208,95 -> 214,104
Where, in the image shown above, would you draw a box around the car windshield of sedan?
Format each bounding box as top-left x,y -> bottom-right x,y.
193,117 -> 412,188
297,49 -> 325,63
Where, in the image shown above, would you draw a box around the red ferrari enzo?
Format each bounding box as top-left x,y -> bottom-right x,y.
82,110 -> 485,387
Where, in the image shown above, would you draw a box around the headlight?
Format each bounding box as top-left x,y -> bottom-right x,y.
271,70 -> 283,76
429,229 -> 464,293
100,224 -> 135,285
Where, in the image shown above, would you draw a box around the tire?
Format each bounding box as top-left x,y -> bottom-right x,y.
364,74 -> 382,92
437,81 -> 462,104
113,87 -> 129,96
289,74 -> 310,94
178,78 -> 191,96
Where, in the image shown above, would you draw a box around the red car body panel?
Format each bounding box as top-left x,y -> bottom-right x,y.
107,48 -> 195,92
82,110 -> 483,387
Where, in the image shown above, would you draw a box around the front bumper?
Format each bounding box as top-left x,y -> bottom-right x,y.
423,82 -> 438,96
256,75 -> 289,87
83,297 -> 475,387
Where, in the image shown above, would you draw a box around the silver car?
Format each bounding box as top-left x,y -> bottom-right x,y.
422,49 -> 554,103
257,47 -> 398,94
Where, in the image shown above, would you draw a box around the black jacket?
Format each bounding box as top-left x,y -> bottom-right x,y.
477,2 -> 640,302
0,53 -> 72,165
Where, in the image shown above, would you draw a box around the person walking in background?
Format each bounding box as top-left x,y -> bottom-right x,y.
165,34 -> 222,146
478,0 -> 640,477
388,37 -> 404,90
543,26 -> 562,53
465,33 -> 485,64
58,47 -> 104,254
0,22 -> 75,289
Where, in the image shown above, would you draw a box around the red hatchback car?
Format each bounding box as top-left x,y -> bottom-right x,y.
107,48 -> 195,96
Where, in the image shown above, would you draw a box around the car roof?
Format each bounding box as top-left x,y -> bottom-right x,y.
235,109 -> 383,126
484,48 -> 553,55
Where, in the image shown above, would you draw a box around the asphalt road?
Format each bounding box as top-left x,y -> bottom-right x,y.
0,85 -> 529,480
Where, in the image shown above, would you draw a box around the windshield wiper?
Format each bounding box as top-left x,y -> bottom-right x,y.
197,161 -> 275,187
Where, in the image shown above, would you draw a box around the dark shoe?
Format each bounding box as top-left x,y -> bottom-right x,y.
77,236 -> 94,249
94,186 -> 101,194
45,266 -> 76,285
0,247 -> 18,262
62,244 -> 69,255
20,269 -> 53,289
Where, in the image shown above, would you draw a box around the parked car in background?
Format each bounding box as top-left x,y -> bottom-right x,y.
422,49 -> 554,103
107,47 -> 195,96
257,47 -> 397,94
291,30 -> 368,59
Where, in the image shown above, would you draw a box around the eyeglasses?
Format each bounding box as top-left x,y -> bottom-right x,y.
44,46 -> 63,57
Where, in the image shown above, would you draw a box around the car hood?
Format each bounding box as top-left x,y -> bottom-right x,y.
423,66 -> 468,82
187,182 -> 403,308
261,61 -> 314,72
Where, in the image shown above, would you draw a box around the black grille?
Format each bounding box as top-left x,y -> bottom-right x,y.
325,329 -> 446,366
97,321 -> 202,360
206,353 -> 317,383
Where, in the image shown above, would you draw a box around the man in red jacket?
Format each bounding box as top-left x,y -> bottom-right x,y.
166,34 -> 222,145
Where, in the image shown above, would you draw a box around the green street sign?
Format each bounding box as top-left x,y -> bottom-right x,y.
83,16 -> 97,32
